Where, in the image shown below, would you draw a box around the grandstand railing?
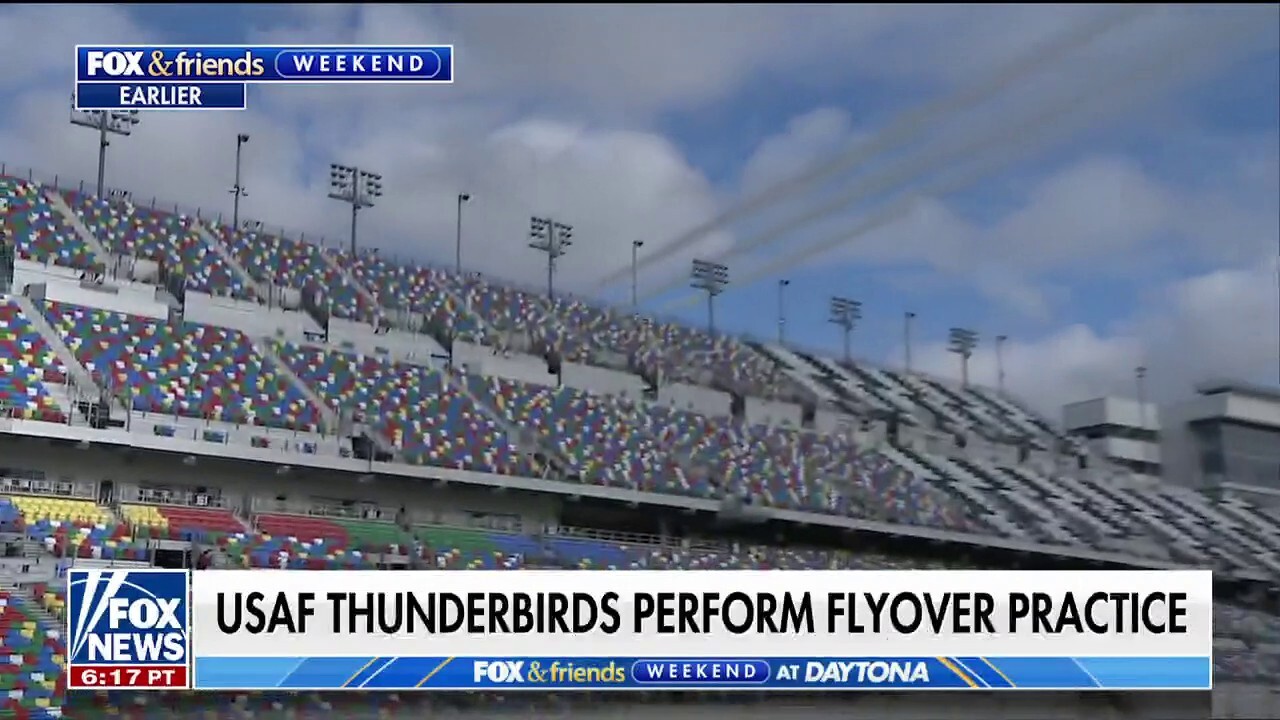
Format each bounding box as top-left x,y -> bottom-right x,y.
117,485 -> 235,512
0,474 -> 96,501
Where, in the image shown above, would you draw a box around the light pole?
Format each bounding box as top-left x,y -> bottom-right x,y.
904,311 -> 917,373
230,134 -> 250,231
528,216 -> 573,299
455,193 -> 471,274
690,259 -> 729,333
631,240 -> 644,309
1135,364 -> 1150,477
996,334 -> 1008,394
948,327 -> 978,387
777,279 -> 791,345
69,96 -> 140,198
327,164 -> 384,255
828,297 -> 862,363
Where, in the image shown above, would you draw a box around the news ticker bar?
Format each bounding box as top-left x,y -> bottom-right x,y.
75,45 -> 453,84
189,656 -> 1213,691
75,82 -> 246,111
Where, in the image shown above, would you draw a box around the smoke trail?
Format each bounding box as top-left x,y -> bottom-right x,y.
656,14 -> 1264,313
590,5 -> 1150,292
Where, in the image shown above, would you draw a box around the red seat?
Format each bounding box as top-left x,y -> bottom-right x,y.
159,506 -> 244,534
255,513 -> 349,547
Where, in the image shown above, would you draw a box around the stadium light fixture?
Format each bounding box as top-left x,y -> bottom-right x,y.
1135,364 -> 1150,476
328,163 -> 384,255
230,134 -> 250,232
948,327 -> 979,388
528,216 -> 572,299
828,297 -> 862,363
777,279 -> 791,345
455,193 -> 471,274
995,334 -> 1008,394
631,240 -> 644,309
903,311 -> 917,373
69,95 -> 140,198
690,259 -> 729,333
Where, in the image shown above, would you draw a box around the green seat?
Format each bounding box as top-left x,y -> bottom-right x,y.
335,519 -> 412,550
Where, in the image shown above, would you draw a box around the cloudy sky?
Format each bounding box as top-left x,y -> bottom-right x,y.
1,4 -> 1276,417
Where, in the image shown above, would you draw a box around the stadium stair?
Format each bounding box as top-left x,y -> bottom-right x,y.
0,176 -> 97,272
44,301 -> 325,431
0,590 -> 64,718
193,224 -> 263,301
451,368 -> 573,478
9,295 -> 120,421
42,188 -> 110,266
0,299 -> 69,424
18,590 -> 58,639
345,254 -> 488,344
318,249 -> 381,323
250,338 -> 339,434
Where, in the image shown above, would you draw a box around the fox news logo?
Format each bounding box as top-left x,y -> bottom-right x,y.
67,568 -> 190,689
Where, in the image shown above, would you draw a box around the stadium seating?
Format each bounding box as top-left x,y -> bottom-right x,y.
0,591 -> 64,718
3,495 -> 146,561
6,168 -> 1280,719
465,372 -> 688,492
448,270 -> 799,397
0,177 -> 97,271
120,504 -> 245,542
60,192 -> 249,300
344,252 -> 485,340
7,189 -> 1280,576
227,513 -> 396,569
0,300 -> 67,423
277,342 -> 536,475
43,301 -> 324,430
212,228 -> 377,320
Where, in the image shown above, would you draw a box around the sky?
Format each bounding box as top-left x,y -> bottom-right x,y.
0,4 -> 1276,418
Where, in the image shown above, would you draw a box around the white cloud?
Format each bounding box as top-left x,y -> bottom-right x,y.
908,255 -> 1280,416
739,108 -> 862,196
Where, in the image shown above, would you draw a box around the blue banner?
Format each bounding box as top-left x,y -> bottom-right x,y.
194,656 -> 1212,691
75,82 -> 246,110
76,45 -> 453,84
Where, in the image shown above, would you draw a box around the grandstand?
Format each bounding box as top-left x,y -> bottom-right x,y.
0,171 -> 1278,719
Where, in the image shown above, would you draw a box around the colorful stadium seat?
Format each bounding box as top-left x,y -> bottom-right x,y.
0,177 -> 97,271
61,191 -> 249,299
276,343 -> 535,475
43,301 -> 323,430
0,300 -> 67,423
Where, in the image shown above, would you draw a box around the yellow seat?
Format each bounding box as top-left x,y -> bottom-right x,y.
4,495 -> 113,525
121,503 -> 168,529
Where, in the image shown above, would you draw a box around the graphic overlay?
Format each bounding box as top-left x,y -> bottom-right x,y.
74,82 -> 247,111
194,655 -> 1213,691
190,569 -> 1214,691
73,45 -> 454,110
67,568 -> 191,690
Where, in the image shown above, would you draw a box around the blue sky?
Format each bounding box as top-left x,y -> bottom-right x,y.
0,4 -> 1276,414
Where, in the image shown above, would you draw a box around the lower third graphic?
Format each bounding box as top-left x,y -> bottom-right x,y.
66,568 -> 191,689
